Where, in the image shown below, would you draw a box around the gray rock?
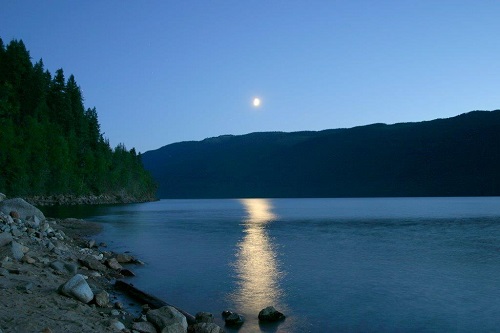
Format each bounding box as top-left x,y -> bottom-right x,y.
106,258 -> 123,271
146,306 -> 187,332
25,215 -> 41,228
58,274 -> 94,303
195,312 -> 214,323
0,193 -> 6,202
94,290 -> 109,307
192,323 -> 225,333
11,241 -> 28,261
50,260 -> 78,275
0,198 -> 45,221
0,268 -> 8,276
132,321 -> 157,333
79,256 -> 108,272
0,233 -> 12,247
109,319 -> 126,331
10,227 -> 23,237
258,306 -> 285,322
115,253 -> 134,263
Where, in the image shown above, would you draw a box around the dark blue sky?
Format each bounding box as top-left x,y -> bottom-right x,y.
2,1 -> 499,152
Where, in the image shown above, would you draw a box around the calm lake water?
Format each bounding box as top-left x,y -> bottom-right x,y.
46,197 -> 500,332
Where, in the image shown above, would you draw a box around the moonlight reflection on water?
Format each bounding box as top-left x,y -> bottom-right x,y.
232,199 -> 285,317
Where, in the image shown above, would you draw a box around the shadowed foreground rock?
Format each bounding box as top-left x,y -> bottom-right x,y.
258,306 -> 286,322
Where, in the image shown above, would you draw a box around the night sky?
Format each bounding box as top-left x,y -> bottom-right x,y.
2,1 -> 499,152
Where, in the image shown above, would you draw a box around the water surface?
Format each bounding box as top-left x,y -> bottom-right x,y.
47,197 -> 500,332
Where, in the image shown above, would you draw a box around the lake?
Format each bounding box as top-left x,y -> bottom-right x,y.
46,197 -> 500,332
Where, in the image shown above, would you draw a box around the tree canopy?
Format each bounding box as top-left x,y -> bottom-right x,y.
0,38 -> 156,200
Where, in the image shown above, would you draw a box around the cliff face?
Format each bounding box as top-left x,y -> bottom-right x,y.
142,110 -> 500,198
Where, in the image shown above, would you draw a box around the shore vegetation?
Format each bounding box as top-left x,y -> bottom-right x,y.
0,38 -> 156,201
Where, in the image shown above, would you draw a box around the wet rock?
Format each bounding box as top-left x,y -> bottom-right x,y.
115,253 -> 134,263
224,313 -> 245,327
0,193 -> 5,202
58,274 -> 94,303
146,305 -> 188,332
120,268 -> 135,276
106,258 -> 123,271
192,322 -> 225,333
258,306 -> 285,322
195,312 -> 215,323
221,311 -> 232,319
0,198 -> 45,221
132,321 -> 157,333
0,268 -> 9,276
114,301 -> 124,309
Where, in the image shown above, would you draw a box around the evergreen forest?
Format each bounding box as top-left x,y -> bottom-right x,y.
0,38 -> 156,200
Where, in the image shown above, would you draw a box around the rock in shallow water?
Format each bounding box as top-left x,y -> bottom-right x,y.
224,312 -> 245,327
258,306 -> 286,322
146,305 -> 188,332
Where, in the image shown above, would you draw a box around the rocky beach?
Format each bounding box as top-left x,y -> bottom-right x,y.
0,196 -> 227,333
0,196 -> 285,333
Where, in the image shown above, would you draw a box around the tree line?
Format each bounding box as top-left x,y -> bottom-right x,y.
0,38 -> 156,200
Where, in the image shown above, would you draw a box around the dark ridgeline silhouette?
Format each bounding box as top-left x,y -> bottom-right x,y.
142,110 -> 500,198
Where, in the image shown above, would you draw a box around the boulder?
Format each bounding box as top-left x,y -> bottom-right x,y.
258,306 -> 285,322
115,253 -> 134,263
58,274 -> 94,303
146,306 -> 188,332
106,258 -> 123,271
0,198 -> 45,221
224,313 -> 244,327
108,319 -> 126,331
50,260 -> 78,275
195,312 -> 214,323
78,256 -> 108,272
131,321 -> 157,333
10,241 -> 28,261
191,322 -> 225,333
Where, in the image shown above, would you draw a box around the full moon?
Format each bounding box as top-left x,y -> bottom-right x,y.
252,97 -> 261,107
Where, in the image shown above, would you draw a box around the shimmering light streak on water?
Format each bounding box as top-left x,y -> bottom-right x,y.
232,199 -> 284,316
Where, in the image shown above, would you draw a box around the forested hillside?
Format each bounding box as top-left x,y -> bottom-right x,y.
142,110 -> 500,198
0,38 -> 156,200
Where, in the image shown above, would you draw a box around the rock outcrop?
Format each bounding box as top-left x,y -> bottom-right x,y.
0,198 -> 45,221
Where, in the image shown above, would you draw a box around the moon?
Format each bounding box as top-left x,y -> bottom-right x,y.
252,97 -> 261,107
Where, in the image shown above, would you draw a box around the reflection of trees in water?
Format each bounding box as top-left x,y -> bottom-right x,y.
233,199 -> 284,315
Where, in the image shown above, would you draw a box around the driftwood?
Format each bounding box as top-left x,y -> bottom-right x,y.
114,280 -> 196,324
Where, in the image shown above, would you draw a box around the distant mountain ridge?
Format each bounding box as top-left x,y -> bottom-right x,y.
142,110 -> 500,198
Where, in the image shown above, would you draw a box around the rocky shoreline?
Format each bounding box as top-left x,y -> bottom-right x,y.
0,195 -> 285,333
24,193 -> 158,207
